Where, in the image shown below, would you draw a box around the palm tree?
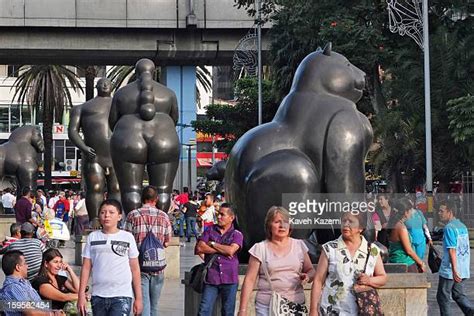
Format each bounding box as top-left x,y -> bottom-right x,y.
11,65 -> 83,189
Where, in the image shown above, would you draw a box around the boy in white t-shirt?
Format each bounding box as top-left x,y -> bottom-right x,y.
77,199 -> 143,316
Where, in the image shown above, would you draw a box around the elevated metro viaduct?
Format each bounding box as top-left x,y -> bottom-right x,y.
0,0 -> 271,189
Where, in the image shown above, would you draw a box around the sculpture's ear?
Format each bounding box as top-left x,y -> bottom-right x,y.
323,42 -> 332,56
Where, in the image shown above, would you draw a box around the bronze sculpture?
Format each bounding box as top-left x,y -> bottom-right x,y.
68,78 -> 120,222
109,59 -> 180,214
225,44 -> 374,261
0,126 -> 44,192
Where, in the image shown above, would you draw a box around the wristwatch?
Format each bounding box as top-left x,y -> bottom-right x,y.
210,241 -> 216,247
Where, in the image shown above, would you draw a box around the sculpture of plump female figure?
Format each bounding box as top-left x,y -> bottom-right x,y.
109,59 -> 180,214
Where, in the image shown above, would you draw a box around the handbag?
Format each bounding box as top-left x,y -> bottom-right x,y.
261,242 -> 308,316
428,244 -> 442,273
353,243 -> 383,316
189,254 -> 218,293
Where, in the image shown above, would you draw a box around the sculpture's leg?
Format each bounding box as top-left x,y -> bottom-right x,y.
17,167 -> 37,192
113,160 -> 144,214
83,161 -> 106,228
105,169 -> 121,203
240,149 -> 319,262
147,161 -> 179,212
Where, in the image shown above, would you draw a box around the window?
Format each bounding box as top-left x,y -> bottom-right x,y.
7,65 -> 20,77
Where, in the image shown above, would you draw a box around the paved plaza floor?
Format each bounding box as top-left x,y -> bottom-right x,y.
0,240 -> 472,315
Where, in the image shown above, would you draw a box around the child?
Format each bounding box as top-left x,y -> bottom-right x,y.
77,199 -> 142,316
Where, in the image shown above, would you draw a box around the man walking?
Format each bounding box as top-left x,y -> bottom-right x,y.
195,203 -> 243,316
14,187 -> 32,225
436,200 -> 474,315
2,188 -> 16,214
125,186 -> 172,316
183,195 -> 199,242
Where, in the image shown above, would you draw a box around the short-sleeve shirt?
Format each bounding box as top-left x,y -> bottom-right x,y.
14,197 -> 32,224
320,236 -> 379,315
124,205 -> 172,275
82,230 -> 139,298
32,274 -> 69,309
7,238 -> 45,281
0,276 -> 43,316
183,201 -> 199,218
249,238 -> 308,306
440,218 -> 470,279
198,224 -> 243,285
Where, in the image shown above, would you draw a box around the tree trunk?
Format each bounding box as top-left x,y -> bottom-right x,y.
42,109 -> 54,190
85,66 -> 96,101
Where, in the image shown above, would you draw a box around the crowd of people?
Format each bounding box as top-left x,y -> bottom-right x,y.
0,185 -> 471,316
0,187 -> 90,241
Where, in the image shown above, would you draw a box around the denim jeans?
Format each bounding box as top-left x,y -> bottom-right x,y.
175,213 -> 185,237
198,283 -> 238,316
437,276 -> 474,316
186,216 -> 198,239
141,272 -> 165,316
91,296 -> 132,316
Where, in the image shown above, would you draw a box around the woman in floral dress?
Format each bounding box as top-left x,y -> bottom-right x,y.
310,212 -> 387,315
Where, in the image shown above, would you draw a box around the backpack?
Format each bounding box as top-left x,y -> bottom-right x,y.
138,212 -> 167,273
55,202 -> 66,219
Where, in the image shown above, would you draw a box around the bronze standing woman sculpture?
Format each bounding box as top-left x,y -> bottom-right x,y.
109,59 -> 180,213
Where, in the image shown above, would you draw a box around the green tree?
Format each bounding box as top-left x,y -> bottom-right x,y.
447,95 -> 474,169
11,65 -> 83,189
192,77 -> 278,153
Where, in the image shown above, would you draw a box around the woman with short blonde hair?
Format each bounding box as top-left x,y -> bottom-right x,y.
239,206 -> 314,315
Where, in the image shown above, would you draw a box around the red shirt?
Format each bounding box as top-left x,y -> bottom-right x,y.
175,193 -> 189,206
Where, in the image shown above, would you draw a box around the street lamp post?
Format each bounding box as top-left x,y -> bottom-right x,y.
183,143 -> 195,192
257,0 -> 262,125
387,0 -> 432,193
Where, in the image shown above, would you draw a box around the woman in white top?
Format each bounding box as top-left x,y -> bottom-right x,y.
310,212 -> 387,315
239,206 -> 315,316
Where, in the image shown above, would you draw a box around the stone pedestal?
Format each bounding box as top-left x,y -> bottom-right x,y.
0,215 -> 16,240
182,265 -> 430,315
164,236 -> 180,279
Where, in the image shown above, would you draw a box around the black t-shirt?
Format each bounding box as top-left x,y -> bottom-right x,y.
32,274 -> 69,309
183,201 -> 199,218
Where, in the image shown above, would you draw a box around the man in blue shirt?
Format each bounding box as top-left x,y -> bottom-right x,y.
436,200 -> 474,316
0,250 -> 63,315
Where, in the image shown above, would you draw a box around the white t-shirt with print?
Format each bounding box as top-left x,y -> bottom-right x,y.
82,230 -> 139,298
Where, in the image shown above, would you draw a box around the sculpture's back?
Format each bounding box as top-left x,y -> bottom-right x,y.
225,44 -> 373,262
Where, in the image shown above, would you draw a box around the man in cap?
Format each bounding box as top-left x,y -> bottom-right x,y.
4,222 -> 45,281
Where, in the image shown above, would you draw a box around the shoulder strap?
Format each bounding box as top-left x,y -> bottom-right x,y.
138,208 -> 158,234
261,241 -> 275,292
363,242 -> 372,273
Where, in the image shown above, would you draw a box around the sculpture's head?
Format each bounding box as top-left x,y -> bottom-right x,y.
30,127 -> 45,153
206,160 -> 227,181
135,58 -> 155,77
291,43 -> 366,103
96,78 -> 112,97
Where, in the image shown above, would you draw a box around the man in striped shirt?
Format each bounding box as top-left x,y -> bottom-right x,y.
5,222 -> 45,281
125,185 -> 172,316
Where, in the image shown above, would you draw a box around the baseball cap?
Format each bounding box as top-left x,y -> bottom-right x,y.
20,222 -> 35,234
